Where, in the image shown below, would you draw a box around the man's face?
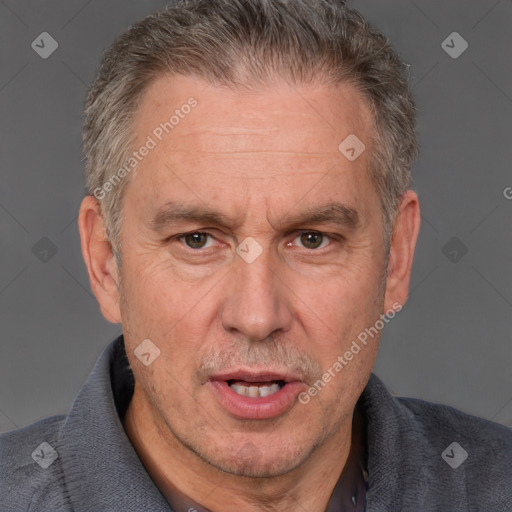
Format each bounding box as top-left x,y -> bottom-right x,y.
117,75 -> 388,477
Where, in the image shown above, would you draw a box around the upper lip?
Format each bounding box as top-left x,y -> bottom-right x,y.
210,369 -> 302,383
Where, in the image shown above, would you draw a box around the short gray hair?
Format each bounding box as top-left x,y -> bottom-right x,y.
83,0 -> 417,258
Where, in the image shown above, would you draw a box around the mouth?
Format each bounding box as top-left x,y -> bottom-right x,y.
227,379 -> 285,398
208,371 -> 304,420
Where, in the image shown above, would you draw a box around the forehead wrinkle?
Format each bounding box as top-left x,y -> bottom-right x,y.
166,149 -> 335,156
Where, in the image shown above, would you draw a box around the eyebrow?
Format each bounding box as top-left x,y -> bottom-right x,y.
275,202 -> 359,231
151,203 -> 236,232
150,200 -> 360,233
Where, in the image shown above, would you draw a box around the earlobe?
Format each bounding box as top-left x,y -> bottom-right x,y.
78,195 -> 122,324
383,190 -> 421,311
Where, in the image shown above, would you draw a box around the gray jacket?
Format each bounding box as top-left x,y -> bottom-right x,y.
1,336 -> 512,511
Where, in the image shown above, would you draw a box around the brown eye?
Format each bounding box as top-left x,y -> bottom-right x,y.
183,232 -> 210,249
299,231 -> 324,249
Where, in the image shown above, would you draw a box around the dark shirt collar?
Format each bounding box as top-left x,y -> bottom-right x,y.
110,335 -> 368,511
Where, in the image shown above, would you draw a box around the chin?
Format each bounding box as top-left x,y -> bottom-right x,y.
203,441 -> 314,479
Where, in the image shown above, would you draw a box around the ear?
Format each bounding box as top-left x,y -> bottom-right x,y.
78,195 -> 122,323
383,189 -> 421,311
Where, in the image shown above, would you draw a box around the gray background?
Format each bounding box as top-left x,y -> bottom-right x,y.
1,0 -> 511,433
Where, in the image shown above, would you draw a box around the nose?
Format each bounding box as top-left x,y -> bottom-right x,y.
220,244 -> 293,342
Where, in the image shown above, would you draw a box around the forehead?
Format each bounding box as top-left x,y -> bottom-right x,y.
135,74 -> 374,156
127,74 -> 378,223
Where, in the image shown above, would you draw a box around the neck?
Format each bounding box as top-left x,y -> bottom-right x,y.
123,384 -> 356,512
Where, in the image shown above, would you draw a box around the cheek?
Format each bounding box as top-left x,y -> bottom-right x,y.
295,261 -> 383,337
134,363 -> 201,434
119,259 -> 214,380
120,254 -> 204,337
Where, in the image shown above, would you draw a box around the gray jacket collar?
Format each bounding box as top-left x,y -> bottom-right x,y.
59,336 -> 170,511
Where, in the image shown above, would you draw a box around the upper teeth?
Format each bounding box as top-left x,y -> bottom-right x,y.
230,383 -> 280,398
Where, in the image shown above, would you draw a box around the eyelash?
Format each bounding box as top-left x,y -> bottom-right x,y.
175,230 -> 336,251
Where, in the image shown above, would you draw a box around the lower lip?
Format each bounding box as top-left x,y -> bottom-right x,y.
208,380 -> 304,420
